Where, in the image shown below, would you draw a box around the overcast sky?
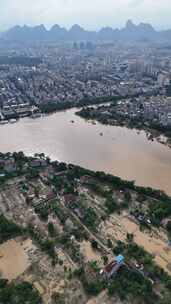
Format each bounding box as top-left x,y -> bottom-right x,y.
1,0 -> 171,30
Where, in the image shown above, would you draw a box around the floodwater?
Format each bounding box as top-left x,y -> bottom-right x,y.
0,108 -> 171,194
80,240 -> 101,262
0,239 -> 30,281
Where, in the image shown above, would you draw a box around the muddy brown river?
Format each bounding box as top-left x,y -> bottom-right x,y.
0,108 -> 171,195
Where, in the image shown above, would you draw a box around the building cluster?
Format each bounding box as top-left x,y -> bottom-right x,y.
101,254 -> 125,280
0,157 -> 17,174
0,103 -> 40,122
0,154 -> 48,176
116,96 -> 171,126
0,41 -> 171,122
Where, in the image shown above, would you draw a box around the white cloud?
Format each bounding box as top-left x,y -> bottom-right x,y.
1,0 -> 171,30
128,0 -> 144,7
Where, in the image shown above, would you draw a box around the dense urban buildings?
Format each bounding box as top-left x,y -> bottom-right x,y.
0,17 -> 171,304
0,37 -> 171,125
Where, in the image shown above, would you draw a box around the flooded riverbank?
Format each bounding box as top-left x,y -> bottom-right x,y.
0,108 -> 171,194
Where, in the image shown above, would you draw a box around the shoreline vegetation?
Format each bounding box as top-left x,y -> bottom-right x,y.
76,103 -> 171,148
0,95 -> 122,125
39,95 -> 122,114
0,151 -> 171,221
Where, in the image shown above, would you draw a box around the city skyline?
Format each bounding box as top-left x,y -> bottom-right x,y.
1,0 -> 171,31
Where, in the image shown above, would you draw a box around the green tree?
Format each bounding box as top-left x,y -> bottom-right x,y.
48,222 -> 56,237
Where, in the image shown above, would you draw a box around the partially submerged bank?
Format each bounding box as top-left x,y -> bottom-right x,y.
0,152 -> 171,303
0,96 -> 122,127
39,95 -> 122,115
76,104 -> 171,148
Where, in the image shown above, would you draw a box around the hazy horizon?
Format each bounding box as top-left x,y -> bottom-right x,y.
1,0 -> 171,31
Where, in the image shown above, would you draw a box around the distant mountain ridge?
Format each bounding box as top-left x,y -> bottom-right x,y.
1,20 -> 171,42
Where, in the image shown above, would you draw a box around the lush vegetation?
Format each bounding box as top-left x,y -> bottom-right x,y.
105,195 -> 118,214
75,259 -> 159,303
34,204 -> 49,221
0,215 -> 23,244
74,266 -> 105,296
39,101 -> 72,114
114,241 -> 171,286
40,95 -> 121,114
0,280 -> 42,304
108,266 -> 155,303
51,200 -> 68,224
50,163 -> 171,229
83,207 -> 98,230
166,221 -> 171,237
27,224 -> 56,259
